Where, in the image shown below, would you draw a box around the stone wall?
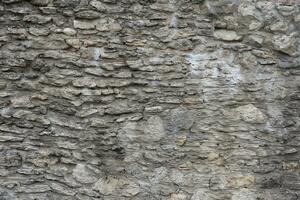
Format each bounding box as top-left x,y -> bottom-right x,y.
0,0 -> 299,199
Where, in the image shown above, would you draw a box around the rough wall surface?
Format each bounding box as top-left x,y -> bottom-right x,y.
0,0 -> 299,199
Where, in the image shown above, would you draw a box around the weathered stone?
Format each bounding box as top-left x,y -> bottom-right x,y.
0,0 -> 299,199
72,164 -> 98,184
165,107 -> 194,134
0,135 -> 24,142
191,189 -> 215,200
93,176 -> 120,195
31,39 -> 69,50
95,19 -> 122,32
74,20 -> 95,29
272,34 -> 297,56
29,0 -> 51,6
90,0 -> 106,12
229,175 -> 255,188
16,185 -> 51,193
238,1 -> 263,30
75,10 -> 100,19
235,104 -> 266,124
66,39 -> 81,49
207,152 -> 219,161
29,27 -> 50,36
170,192 -> 188,200
10,96 -> 34,108
144,116 -> 166,142
213,30 -> 242,41
231,189 -> 257,200
63,28 -> 77,36
23,15 -> 52,24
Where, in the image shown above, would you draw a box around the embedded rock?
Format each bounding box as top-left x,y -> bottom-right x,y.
72,164 -> 98,184
235,104 -> 266,124
213,30 -> 242,41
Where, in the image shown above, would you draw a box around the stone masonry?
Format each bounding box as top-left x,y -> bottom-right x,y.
0,0 -> 299,199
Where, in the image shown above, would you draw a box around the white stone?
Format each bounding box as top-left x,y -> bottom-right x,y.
74,20 -> 95,29
236,104 -> 266,124
72,164 -> 98,184
63,28 -> 77,36
213,30 -> 242,41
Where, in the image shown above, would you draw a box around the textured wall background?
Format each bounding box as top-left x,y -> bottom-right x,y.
0,0 -> 299,199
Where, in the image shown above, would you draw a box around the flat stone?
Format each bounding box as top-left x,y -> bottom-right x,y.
73,77 -> 96,88
105,100 -> 135,115
0,136 -> 24,142
145,106 -> 163,113
63,28 -> 77,36
29,27 -> 50,36
23,15 -> 51,24
29,0 -> 51,6
16,184 -> 51,193
31,39 -> 69,50
74,20 -> 95,29
75,10 -> 100,19
90,118 -> 111,128
213,30 -> 242,41
3,0 -> 22,3
84,68 -> 103,76
10,96 -> 34,108
150,3 -> 175,12
95,19 -> 122,32
50,182 -> 76,196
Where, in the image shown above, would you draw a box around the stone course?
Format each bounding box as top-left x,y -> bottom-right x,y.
0,0 -> 299,199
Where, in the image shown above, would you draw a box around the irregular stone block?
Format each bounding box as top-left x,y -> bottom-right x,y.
23,15 -> 52,24
72,164 -> 98,183
235,104 -> 266,124
213,30 -> 242,41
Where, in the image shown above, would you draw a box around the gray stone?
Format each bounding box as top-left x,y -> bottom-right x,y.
23,15 -> 52,24
231,189 -> 257,200
75,10 -> 100,19
235,104 -> 266,124
213,30 -> 242,41
74,20 -> 95,29
93,176 -> 121,195
165,107 -> 194,134
144,115 -> 166,142
191,189 -> 215,200
63,28 -> 77,36
29,0 -> 51,6
72,164 -> 98,184
272,34 -> 298,56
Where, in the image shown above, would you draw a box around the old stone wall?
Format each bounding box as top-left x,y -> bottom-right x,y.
0,0 -> 299,199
